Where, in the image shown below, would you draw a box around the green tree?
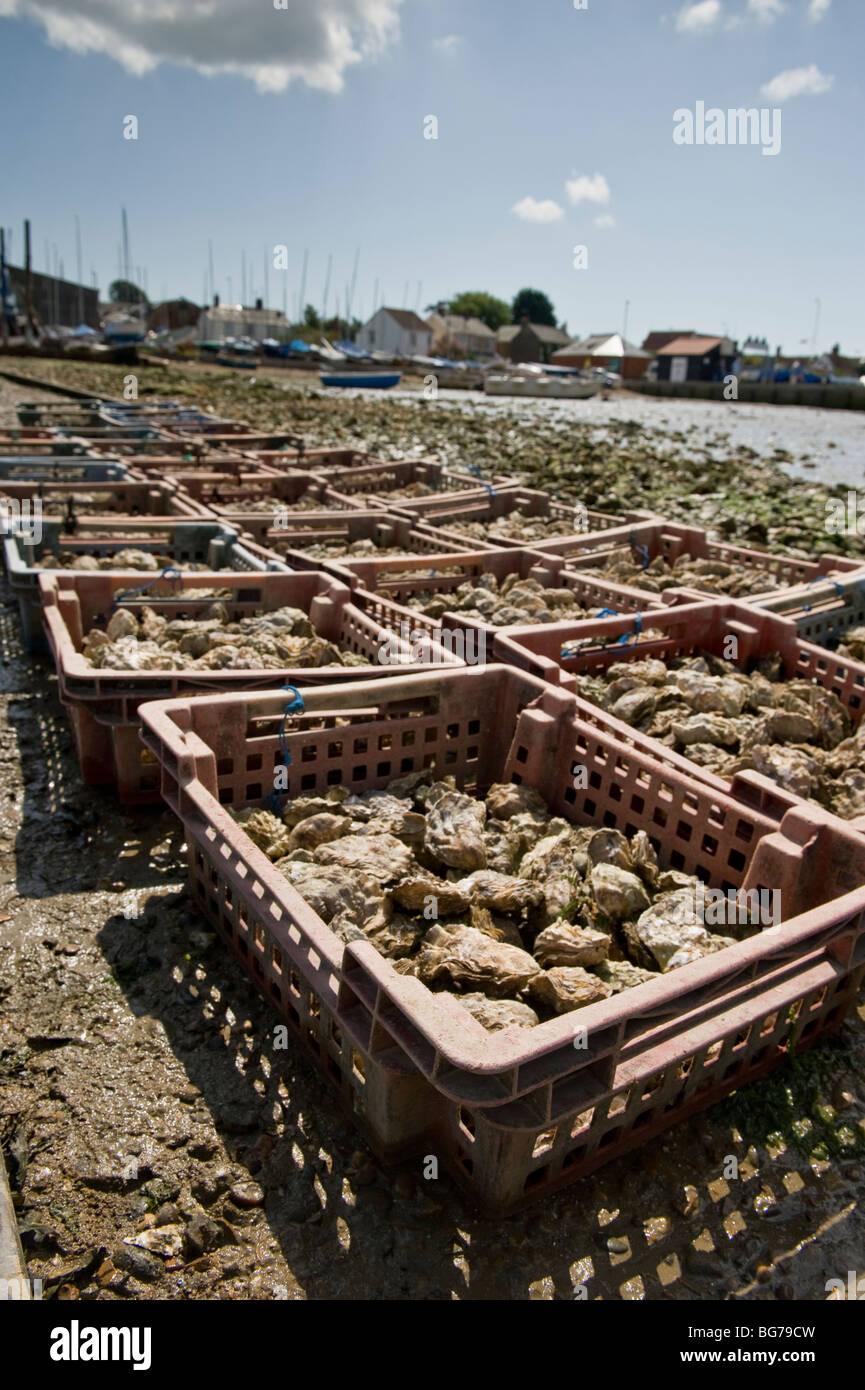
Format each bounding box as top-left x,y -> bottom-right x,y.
446,291 -> 511,332
511,287 -> 556,326
108,279 -> 148,306
303,303 -> 321,329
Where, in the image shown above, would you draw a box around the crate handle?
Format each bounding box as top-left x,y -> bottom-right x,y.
111,565 -> 183,608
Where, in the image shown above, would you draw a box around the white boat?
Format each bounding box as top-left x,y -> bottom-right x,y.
483,363 -> 600,399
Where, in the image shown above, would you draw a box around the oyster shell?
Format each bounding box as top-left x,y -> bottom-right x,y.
590,864 -> 651,922
409,924 -> 542,997
533,923 -> 611,968
424,790 -> 487,870
313,832 -> 414,884
627,889 -> 737,973
526,966 -> 613,1014
449,992 -> 539,1032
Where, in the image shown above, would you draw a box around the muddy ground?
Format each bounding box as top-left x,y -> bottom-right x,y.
0,364 -> 863,1302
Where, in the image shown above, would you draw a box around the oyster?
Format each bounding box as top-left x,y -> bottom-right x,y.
526,966 -> 613,1015
409,924 -> 542,997
424,790 -> 487,870
628,889 -> 737,973
533,923 -> 611,968
314,832 -> 414,884
449,992 -> 539,1032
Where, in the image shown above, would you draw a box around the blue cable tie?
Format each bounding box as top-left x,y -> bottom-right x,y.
268,686 -> 304,813
596,607 -> 618,618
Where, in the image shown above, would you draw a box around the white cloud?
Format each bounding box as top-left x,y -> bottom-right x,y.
432,34 -> 461,53
0,0 -> 404,93
594,214 -> 616,229
808,0 -> 830,19
565,173 -> 611,206
746,0 -> 785,22
674,1 -> 722,33
511,197 -> 564,224
761,63 -> 834,101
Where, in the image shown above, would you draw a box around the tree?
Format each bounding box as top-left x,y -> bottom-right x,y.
108,279 -> 148,306
303,304 -> 321,329
511,287 -> 555,326
446,292 -> 511,332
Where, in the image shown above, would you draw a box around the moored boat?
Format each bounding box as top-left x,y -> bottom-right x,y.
483,363 -> 600,399
320,371 -> 402,389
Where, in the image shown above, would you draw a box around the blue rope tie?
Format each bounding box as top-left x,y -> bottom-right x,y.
267,685 -> 304,814
465,464 -> 497,497
111,566 -> 182,608
616,611 -> 643,645
804,577 -> 844,595
596,607 -> 618,618
627,530 -> 651,569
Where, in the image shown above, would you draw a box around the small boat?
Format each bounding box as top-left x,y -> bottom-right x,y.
320,371 -> 402,389
217,336 -> 259,369
483,363 -> 600,399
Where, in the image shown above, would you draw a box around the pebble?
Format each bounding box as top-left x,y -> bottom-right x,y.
229,1180 -> 265,1209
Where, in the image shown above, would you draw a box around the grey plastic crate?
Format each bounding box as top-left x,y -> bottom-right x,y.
0,457 -> 131,482
4,518 -> 280,651
750,569 -> 865,648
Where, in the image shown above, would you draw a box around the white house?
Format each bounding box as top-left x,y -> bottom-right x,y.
355,307 -> 432,357
198,303 -> 287,342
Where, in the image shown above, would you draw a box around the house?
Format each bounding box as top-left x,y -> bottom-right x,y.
552,333 -> 652,380
656,334 -> 737,383
641,329 -> 695,355
355,307 -> 432,357
497,317 -> 570,364
7,264 -> 99,329
426,313 -> 496,359
149,298 -> 200,332
198,300 -> 288,342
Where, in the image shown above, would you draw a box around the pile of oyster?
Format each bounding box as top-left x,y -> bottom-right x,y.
398,572 -> 615,627
215,490 -> 336,514
285,536 -> 434,561
586,545 -> 795,598
837,626 -> 865,662
578,649 -> 865,819
444,510 -> 590,544
34,548 -> 210,572
233,774 -> 749,1031
361,481 -> 434,501
38,493 -> 118,515
81,601 -> 373,672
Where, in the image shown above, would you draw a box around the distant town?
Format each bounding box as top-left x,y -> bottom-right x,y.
2,217 -> 863,405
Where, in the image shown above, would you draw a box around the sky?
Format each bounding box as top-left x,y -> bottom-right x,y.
0,0 -> 861,355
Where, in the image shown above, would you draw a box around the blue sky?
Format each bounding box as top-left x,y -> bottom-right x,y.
0,0 -> 860,354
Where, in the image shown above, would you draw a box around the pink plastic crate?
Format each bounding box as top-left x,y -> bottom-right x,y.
170,467 -> 359,513
138,665 -> 865,1212
401,484 -> 645,543
40,568 -> 461,803
226,508 -> 492,557
492,598 -> 865,825
545,517 -> 865,600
